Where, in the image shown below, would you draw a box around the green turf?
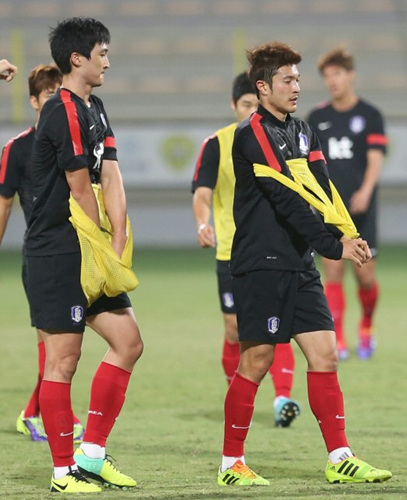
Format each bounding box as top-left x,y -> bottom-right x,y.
0,246 -> 406,499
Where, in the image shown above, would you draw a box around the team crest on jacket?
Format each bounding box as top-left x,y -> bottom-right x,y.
71,305 -> 84,323
298,133 -> 309,155
222,293 -> 234,309
268,316 -> 280,334
349,115 -> 366,134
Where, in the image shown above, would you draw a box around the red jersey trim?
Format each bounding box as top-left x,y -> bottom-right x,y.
194,133 -> 217,182
309,150 -> 326,163
250,113 -> 281,172
367,133 -> 388,146
0,127 -> 33,184
60,89 -> 84,156
105,136 -> 116,148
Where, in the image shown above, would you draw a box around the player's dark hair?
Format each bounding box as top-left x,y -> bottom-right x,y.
318,47 -> 355,74
232,72 -> 255,104
247,42 -> 302,97
28,64 -> 62,99
49,17 -> 110,74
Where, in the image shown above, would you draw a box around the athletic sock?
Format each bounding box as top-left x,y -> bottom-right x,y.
24,340 -> 46,418
223,372 -> 259,457
329,446 -> 354,464
80,442 -> 105,459
325,282 -> 346,348
222,340 -> 240,385
307,371 -> 349,452
54,464 -> 78,480
84,362 -> 131,447
39,380 -> 75,467
358,281 -> 379,331
269,343 -> 295,398
221,455 -> 245,472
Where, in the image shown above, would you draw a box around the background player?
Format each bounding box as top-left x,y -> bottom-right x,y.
308,48 -> 387,360
192,72 -> 300,427
217,41 -> 391,487
25,17 -> 143,493
0,58 -> 18,82
0,64 -> 84,442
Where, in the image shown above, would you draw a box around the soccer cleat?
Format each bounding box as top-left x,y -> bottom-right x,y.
357,328 -> 376,360
274,396 -> 301,427
50,467 -> 102,493
218,460 -> 270,486
73,422 -> 85,444
16,410 -> 47,442
74,448 -> 137,489
325,456 -> 392,484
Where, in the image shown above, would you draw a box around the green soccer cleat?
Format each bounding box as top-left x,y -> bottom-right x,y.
16,410 -> 30,436
74,448 -> 137,489
218,460 -> 270,486
50,468 -> 102,493
16,410 -> 47,441
325,456 -> 392,484
73,422 -> 85,444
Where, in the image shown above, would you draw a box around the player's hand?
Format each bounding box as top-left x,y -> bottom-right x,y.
197,223 -> 215,248
0,59 -> 18,82
350,187 -> 371,214
341,237 -> 371,267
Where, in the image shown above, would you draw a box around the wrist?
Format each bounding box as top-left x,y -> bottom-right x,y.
198,223 -> 207,233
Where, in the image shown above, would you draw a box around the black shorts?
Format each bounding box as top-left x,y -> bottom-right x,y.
216,260 -> 236,314
232,268 -> 335,344
353,207 -> 378,256
26,253 -> 131,332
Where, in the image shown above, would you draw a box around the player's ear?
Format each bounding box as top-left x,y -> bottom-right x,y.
256,80 -> 268,96
29,95 -> 39,111
70,52 -> 82,69
231,98 -> 236,112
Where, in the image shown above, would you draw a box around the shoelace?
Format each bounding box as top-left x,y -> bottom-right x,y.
232,462 -> 257,479
69,469 -> 90,484
105,455 -> 121,473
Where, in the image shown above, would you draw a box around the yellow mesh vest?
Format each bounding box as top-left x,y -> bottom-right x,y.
69,184 -> 139,306
253,158 -> 359,239
213,123 -> 237,260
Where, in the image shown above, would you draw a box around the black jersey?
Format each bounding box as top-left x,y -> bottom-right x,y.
307,99 -> 387,207
231,104 -> 343,275
26,88 -> 117,256
0,127 -> 35,225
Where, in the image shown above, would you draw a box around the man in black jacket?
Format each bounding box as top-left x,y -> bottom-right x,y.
217,42 -> 391,487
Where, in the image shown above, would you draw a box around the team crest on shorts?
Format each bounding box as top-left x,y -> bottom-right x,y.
71,305 -> 84,323
222,293 -> 234,309
268,316 -> 280,335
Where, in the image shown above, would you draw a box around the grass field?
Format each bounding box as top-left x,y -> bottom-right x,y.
1,246 -> 406,499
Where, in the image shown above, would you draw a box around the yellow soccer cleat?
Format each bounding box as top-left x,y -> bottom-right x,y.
50,468 -> 102,493
325,456 -> 392,483
74,448 -> 137,489
218,460 -> 270,486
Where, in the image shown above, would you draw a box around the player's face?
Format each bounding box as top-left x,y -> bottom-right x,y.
232,93 -> 258,123
30,84 -> 60,114
259,65 -> 300,120
322,65 -> 355,100
85,43 -> 110,87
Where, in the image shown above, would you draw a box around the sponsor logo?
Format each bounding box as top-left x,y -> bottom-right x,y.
267,316 -> 280,334
88,410 -> 103,416
335,415 -> 345,419
89,124 -> 95,130
349,115 -> 366,134
279,142 -> 287,150
222,293 -> 234,309
60,431 -> 74,437
71,305 -> 84,323
318,121 -> 332,131
298,132 -> 309,154
232,424 -> 251,429
328,136 -> 353,160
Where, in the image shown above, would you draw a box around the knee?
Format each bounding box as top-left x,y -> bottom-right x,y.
46,350 -> 81,382
308,349 -> 338,372
239,355 -> 273,383
122,336 -> 144,367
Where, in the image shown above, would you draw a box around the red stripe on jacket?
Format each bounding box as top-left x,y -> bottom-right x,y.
250,113 -> 281,171
309,150 -> 326,163
367,133 -> 388,146
60,89 -> 84,156
0,127 -> 33,184
105,136 -> 116,148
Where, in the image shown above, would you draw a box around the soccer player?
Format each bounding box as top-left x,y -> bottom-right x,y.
0,58 -> 18,82
0,64 -> 85,443
24,17 -> 143,493
192,72 -> 300,428
217,41 -> 392,486
308,48 -> 387,360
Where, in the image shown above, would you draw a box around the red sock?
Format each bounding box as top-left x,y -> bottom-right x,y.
269,343 -> 295,398
307,371 -> 349,452
222,340 -> 240,385
358,282 -> 379,331
223,372 -> 259,457
84,362 -> 131,447
326,282 -> 346,348
24,341 -> 46,418
40,380 -> 75,467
